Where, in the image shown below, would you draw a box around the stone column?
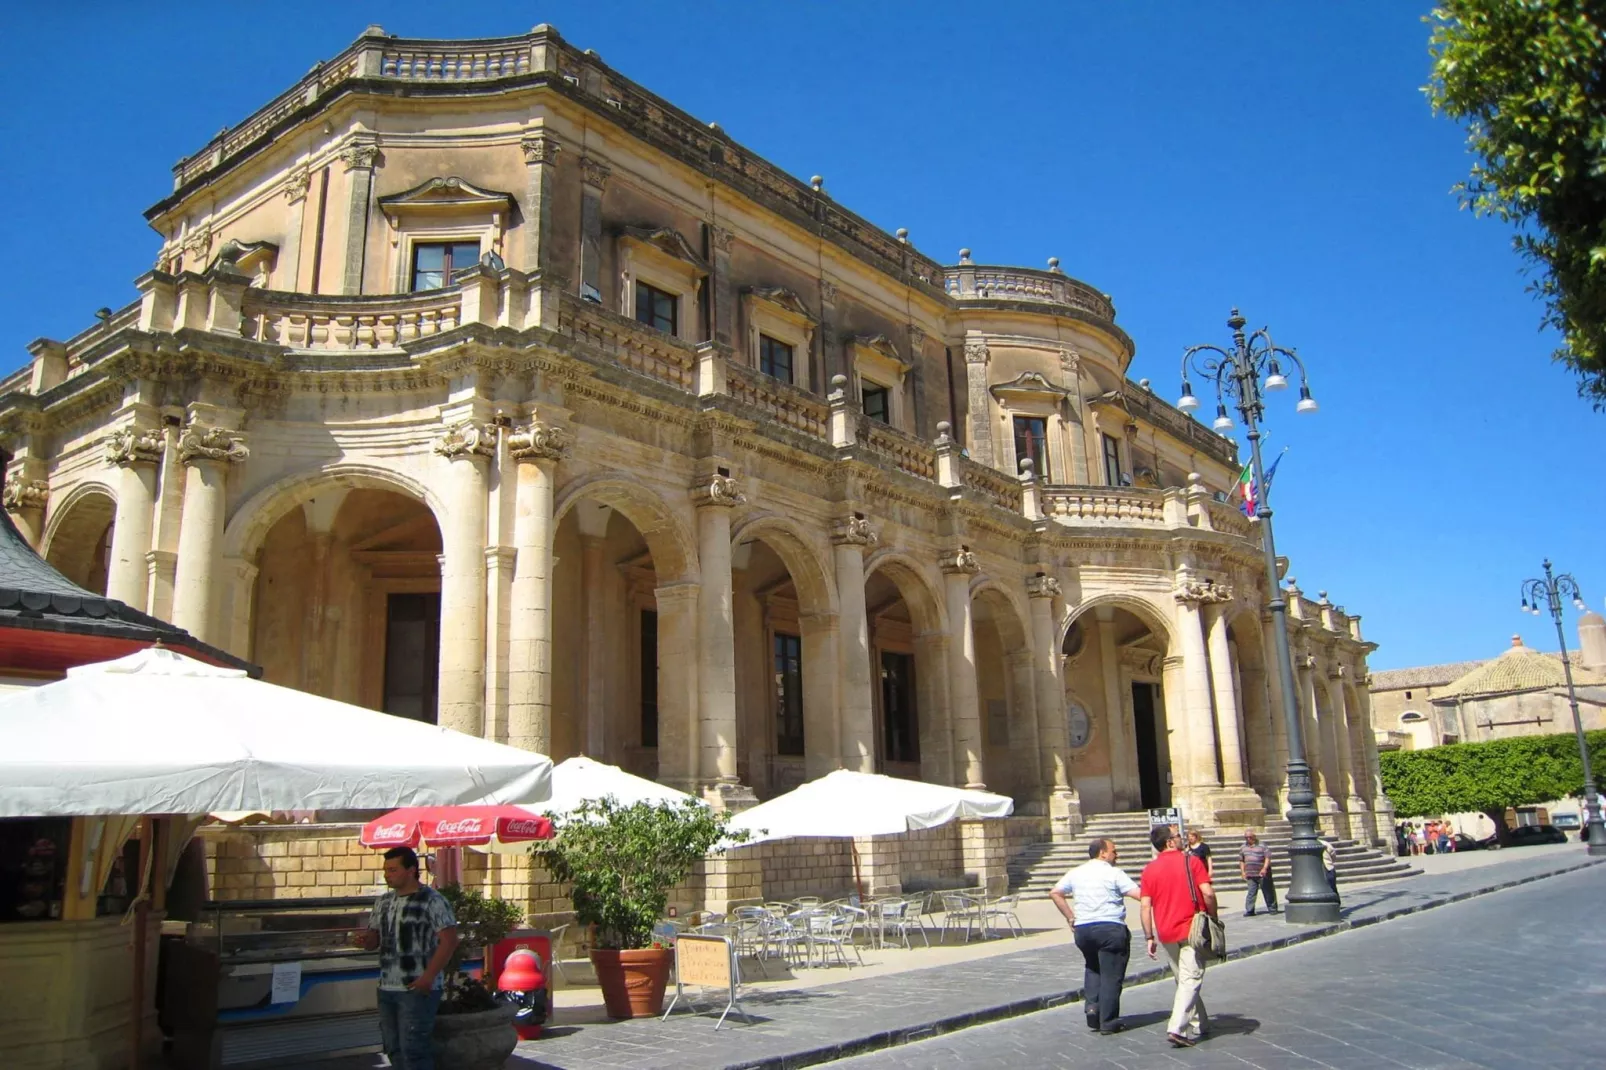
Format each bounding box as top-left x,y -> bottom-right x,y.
279,166 -> 311,288
1330,668 -> 1368,821
914,631 -> 954,786
434,419 -> 493,737
798,610 -> 840,781
578,156 -> 610,301
1262,614 -> 1291,809
172,421 -> 248,645
1172,582 -> 1222,810
105,427 -> 164,609
1206,605 -> 1250,789
506,420 -> 569,755
711,227 -> 736,347
692,473 -> 749,803
1026,575 -> 1072,799
518,133 -> 561,273
1300,653 -> 1342,832
1,467 -> 47,550
1095,607 -> 1133,808
654,582 -> 701,794
579,534 -> 608,757
941,546 -> 985,789
961,341 -> 994,465
339,137 -> 380,295
832,514 -> 878,773
1006,648 -> 1043,801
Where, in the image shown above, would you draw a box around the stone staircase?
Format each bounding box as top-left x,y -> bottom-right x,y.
1008,811 -> 1421,900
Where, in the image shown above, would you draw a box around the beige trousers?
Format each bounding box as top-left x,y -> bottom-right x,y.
1161,940 -> 1209,1038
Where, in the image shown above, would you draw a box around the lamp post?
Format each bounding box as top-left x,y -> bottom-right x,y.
1178,309 -> 1338,924
1520,561 -> 1605,855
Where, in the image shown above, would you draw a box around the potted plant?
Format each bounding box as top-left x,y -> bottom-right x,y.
532,797 -> 746,1018
431,882 -> 527,1070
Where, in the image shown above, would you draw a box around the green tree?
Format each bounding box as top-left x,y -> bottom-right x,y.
1379,728 -> 1606,839
1425,1 -> 1606,407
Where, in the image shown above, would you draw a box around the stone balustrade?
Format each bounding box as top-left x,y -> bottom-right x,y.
1040,485 -> 1170,526
958,456 -> 1025,513
725,361 -> 830,439
243,288 -> 463,350
943,263 -> 1116,323
862,422 -> 937,481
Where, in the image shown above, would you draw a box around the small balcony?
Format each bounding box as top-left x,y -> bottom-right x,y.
942,258 -> 1117,324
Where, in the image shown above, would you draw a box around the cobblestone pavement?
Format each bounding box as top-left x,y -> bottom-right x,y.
494,849 -> 1601,1070
832,861 -> 1606,1070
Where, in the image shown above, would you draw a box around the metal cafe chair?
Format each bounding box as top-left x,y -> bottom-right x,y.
939,891 -> 985,943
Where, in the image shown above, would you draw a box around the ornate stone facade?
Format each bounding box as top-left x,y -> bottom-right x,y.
0,26 -> 1386,841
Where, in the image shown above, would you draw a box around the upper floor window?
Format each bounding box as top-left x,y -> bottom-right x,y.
862,383 -> 891,424
759,334 -> 795,384
1014,416 -> 1049,480
411,241 -> 480,291
635,280 -> 679,335
1101,432 -> 1123,487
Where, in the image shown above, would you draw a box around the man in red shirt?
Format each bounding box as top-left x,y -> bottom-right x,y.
1140,824 -> 1218,1048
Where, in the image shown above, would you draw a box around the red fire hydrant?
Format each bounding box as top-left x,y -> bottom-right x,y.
496,948 -> 548,1040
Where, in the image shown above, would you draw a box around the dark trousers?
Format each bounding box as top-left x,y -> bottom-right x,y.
377,988 -> 441,1070
1244,873 -> 1278,914
1074,921 -> 1132,1030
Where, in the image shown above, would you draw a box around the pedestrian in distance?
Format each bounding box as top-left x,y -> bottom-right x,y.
1239,828 -> 1279,916
1049,837 -> 1143,1035
1321,839 -> 1338,895
1185,829 -> 1214,880
1140,824 -> 1218,1048
352,846 -> 460,1070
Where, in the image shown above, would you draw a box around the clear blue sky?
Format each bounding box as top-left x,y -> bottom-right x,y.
2,3 -> 1599,669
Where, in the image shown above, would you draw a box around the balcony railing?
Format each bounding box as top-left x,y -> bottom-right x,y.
942,264 -> 1116,323
1040,485 -> 1168,527
861,422 -> 937,482
243,288 -> 462,350
725,362 -> 829,440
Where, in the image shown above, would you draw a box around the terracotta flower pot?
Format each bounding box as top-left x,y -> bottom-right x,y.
590,946 -> 674,1018
431,1002 -> 518,1070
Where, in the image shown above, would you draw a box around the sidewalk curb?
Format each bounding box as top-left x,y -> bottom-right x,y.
723,854 -> 1606,1070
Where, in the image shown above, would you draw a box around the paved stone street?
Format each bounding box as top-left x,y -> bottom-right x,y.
834,863 -> 1606,1070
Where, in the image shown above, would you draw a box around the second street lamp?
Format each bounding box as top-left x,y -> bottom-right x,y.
1519,561 -> 1606,856
1180,309 -> 1338,924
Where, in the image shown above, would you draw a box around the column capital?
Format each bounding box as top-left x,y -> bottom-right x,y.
178,421 -> 248,466
939,545 -> 980,576
580,154 -> 612,190
690,473 -> 744,509
1,470 -> 46,513
711,226 -> 735,254
1025,573 -> 1061,599
830,513 -> 878,547
1173,578 -> 1233,605
508,419 -> 572,463
340,135 -> 381,173
963,339 -> 990,365
105,426 -> 165,468
433,418 -> 495,461
283,165 -> 312,203
520,132 -> 563,166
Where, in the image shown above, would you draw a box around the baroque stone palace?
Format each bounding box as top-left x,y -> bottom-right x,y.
0,25 -> 1389,842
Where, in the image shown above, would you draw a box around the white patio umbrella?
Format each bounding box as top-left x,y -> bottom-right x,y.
539,755 -> 701,818
726,769 -> 1013,845
0,647 -> 552,817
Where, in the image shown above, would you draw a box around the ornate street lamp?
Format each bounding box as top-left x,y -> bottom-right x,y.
1520,561 -> 1606,855
1179,309 -> 1337,924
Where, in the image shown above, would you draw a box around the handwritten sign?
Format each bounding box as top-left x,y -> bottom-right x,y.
674,934 -> 732,989
270,961 -> 302,1004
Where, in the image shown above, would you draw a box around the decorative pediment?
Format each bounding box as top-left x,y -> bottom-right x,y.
378,176 -> 516,222
989,371 -> 1073,404
621,226 -> 708,271
846,333 -> 908,371
209,239 -> 279,282
743,285 -> 814,323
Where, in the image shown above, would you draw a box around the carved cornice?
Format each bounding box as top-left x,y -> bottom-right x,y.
830,514 -> 879,547
580,155 -> 612,189
746,285 -> 815,323
105,427 -> 165,468
1173,578 -> 1234,604
1025,573 -> 1061,599
520,133 -> 562,165
989,370 -> 1073,403
1120,646 -> 1164,677
690,474 -> 744,508
177,421 -> 248,465
963,340 -> 989,365
938,545 -> 980,575
507,419 -> 572,462
1,470 -> 46,513
433,418 -> 495,460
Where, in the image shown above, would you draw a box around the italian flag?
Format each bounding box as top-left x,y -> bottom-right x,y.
1235,461 -> 1257,517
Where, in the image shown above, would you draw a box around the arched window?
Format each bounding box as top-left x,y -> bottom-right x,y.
1399,710 -> 1426,724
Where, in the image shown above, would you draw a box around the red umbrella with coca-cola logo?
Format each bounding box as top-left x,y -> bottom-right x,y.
359,805 -> 554,854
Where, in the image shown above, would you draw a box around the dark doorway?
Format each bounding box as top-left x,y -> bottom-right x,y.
383,592 -> 440,722
880,651 -> 918,764
640,609 -> 659,748
1131,682 -> 1168,809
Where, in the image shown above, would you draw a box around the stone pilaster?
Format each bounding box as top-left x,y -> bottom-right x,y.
961,340 -> 993,466
280,165 -> 311,289
578,155 -> 610,302
104,427 -> 164,610
1026,573 -> 1078,837
1172,579 -> 1225,816
691,472 -> 752,807
831,513 -> 878,773
519,133 -> 562,274
172,419 -> 248,644
506,419 -> 570,755
654,582 -> 702,795
941,545 -> 984,789
434,418 -> 493,737
340,136 -> 380,295
1095,607 -> 1134,808
1206,604 -> 1249,789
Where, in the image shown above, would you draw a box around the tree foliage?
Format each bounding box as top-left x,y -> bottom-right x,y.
1380,729 -> 1606,820
531,797 -> 748,950
1426,1 -> 1606,407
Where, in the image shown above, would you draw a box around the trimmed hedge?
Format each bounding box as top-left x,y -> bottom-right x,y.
1379,729 -> 1606,819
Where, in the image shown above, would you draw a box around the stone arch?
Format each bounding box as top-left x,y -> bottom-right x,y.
42,481 -> 118,593
863,549 -> 946,634
969,577 -> 1031,650
553,472 -> 697,585
223,463 -> 446,562
1226,605 -> 1276,805
1058,592 -> 1175,653
729,512 -> 837,617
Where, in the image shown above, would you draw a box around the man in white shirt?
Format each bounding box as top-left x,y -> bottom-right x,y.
1049,837 -> 1142,1034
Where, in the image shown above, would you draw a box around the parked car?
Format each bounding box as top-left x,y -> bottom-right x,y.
1480,824 -> 1569,849
1451,832 -> 1485,852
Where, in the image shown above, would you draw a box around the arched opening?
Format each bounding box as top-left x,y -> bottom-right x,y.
250,487 -> 443,718
972,583 -> 1036,802
1227,609 -> 1277,807
43,488 -> 116,595
865,553 -> 948,785
1061,600 -> 1173,814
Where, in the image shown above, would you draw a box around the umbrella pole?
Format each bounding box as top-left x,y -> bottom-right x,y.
851,841 -> 865,904
128,816 -> 154,1070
